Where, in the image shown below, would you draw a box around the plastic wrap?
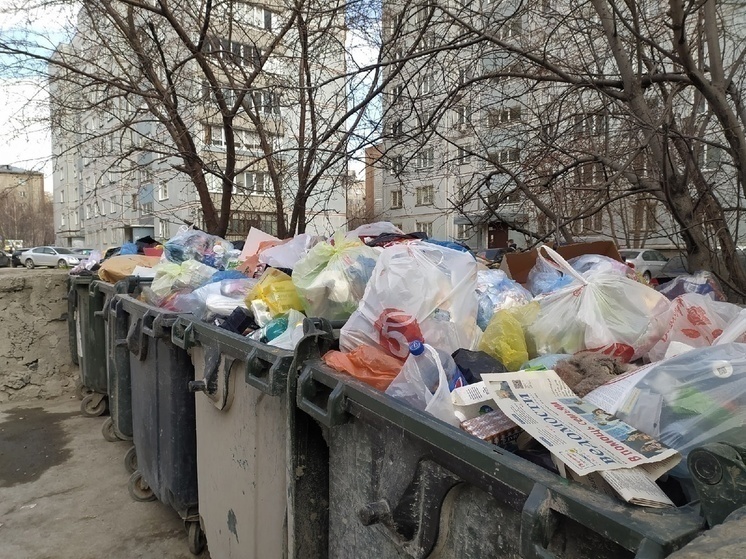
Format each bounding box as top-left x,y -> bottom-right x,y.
150,259 -> 217,299
340,242 -> 480,358
246,268 -> 304,317
476,269 -> 533,330
589,343 -> 746,478
164,227 -> 234,268
259,234 -> 318,269
292,233 -> 379,321
657,271 -> 727,301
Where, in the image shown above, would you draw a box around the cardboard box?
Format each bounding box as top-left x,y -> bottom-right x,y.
499,241 -> 622,284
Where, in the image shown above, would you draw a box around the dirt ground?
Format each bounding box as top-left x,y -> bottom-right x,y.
0,395 -> 210,559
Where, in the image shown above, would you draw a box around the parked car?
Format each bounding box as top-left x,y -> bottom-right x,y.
72,248 -> 95,256
618,248 -> 669,281
10,248 -> 28,268
657,249 -> 746,284
20,246 -> 81,269
0,251 -> 10,268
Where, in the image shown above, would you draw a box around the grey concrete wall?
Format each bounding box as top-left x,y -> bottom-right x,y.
0,269 -> 76,402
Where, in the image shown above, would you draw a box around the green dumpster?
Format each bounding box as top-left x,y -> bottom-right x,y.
296,340 -> 719,559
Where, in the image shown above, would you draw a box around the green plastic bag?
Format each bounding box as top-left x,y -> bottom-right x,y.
292,232 -> 379,321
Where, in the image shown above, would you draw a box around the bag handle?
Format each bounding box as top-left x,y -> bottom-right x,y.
536,245 -> 588,285
714,308 -> 746,345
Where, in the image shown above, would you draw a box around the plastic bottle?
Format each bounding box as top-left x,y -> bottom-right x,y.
407,340 -> 466,393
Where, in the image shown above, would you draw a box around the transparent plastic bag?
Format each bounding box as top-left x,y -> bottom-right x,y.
601,343 -> 746,478
657,271 -> 727,301
340,242 -> 479,358
164,226 -> 234,268
526,252 -> 575,295
185,278 -> 256,321
528,246 -> 670,362
267,309 -> 306,350
292,232 -> 379,321
476,269 -> 532,330
150,259 -> 217,299
568,254 -> 636,279
385,343 -> 461,426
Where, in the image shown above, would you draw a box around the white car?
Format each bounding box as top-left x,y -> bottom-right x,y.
618,248 -> 669,281
21,246 -> 80,269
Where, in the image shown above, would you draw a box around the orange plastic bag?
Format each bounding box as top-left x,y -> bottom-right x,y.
323,346 -> 404,391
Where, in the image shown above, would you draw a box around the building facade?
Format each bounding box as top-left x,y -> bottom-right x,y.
51,2 -> 347,250
0,165 -> 48,249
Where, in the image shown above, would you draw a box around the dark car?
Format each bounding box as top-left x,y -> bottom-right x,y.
10,248 -> 28,268
0,251 -> 10,267
657,249 -> 746,283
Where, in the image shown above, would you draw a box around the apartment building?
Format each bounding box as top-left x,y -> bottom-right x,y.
51,2 -> 347,249
371,1 -> 744,252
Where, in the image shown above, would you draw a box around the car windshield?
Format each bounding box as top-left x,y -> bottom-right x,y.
619,250 -> 640,259
54,248 -> 75,254
662,256 -> 688,274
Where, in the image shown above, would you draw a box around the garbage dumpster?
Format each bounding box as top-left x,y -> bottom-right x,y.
171,316 -> 334,559
118,294 -> 203,555
66,275 -> 79,368
99,277 -> 151,442
297,356 -> 713,558
70,275 -> 104,412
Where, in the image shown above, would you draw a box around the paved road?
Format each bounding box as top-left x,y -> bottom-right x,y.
0,395 -> 210,559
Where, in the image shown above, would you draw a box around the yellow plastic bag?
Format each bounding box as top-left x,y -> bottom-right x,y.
478,303 -> 538,371
246,268 -> 304,317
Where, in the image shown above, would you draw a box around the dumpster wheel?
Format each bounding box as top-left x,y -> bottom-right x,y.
81,393 -> 108,417
187,521 -> 206,555
101,418 -> 119,442
128,471 -> 156,502
75,382 -> 94,400
123,446 -> 137,474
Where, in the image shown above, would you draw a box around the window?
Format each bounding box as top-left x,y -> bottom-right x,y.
457,145 -> 471,165
141,202 -> 153,215
235,3 -> 274,31
94,202 -> 100,217
61,213 -> 65,227
391,190 -> 403,208
582,211 -> 602,232
420,74 -> 435,95
416,185 -> 434,206
205,36 -> 264,68
390,155 -> 404,175
491,148 -> 520,165
489,106 -> 522,126
700,144 -> 723,170
110,197 -> 116,214
159,220 -> 169,239
206,174 -> 222,193
458,66 -> 473,86
392,120 -> 404,137
74,212 -> 79,226
573,113 -> 606,136
415,221 -> 433,237
226,210 -> 279,237
59,190 -> 65,203
18,190 -> 26,198
391,84 -> 405,104
86,205 -> 91,219
497,18 -> 522,40
456,223 -> 471,240
247,90 -> 281,115
576,163 -> 604,186
236,171 -> 269,195
207,125 -> 225,148
131,194 -> 138,211
158,181 -> 169,201
416,148 -> 434,169
455,105 -> 470,126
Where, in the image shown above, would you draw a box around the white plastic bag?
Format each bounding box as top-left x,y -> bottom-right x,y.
528,246 -> 670,362
646,293 -> 741,362
259,234 -> 318,269
385,344 -> 460,426
340,242 -> 479,358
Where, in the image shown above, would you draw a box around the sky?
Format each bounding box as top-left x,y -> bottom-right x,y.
0,2 -> 77,190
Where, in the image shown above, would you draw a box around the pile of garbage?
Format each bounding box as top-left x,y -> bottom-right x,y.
73,223 -> 746,508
